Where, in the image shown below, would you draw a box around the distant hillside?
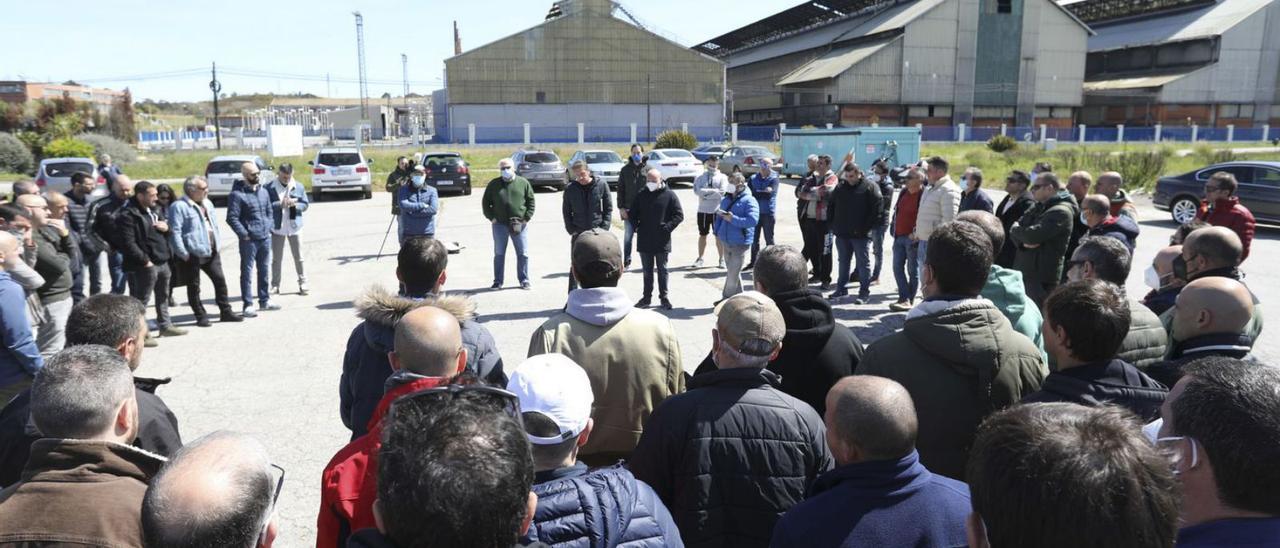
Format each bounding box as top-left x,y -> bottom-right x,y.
136,92 -> 321,118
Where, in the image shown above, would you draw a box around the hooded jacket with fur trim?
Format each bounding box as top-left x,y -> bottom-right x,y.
339,286 -> 505,439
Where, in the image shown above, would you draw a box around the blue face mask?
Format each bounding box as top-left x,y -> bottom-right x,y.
412,175 -> 425,188
631,154 -> 642,163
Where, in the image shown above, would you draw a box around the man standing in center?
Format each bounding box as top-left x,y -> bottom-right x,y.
398,164 -> 438,243
631,168 -> 683,310
562,160 -> 613,292
715,173 -> 760,303
169,176 -> 240,326
483,158 -> 536,290
226,162 -> 278,317
528,229 -> 683,467
1010,172 -> 1077,307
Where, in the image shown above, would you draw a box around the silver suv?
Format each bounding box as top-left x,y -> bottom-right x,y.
512,150 -> 565,190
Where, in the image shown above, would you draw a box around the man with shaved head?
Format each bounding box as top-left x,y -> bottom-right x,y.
1063,171 -> 1093,269
142,431 -> 279,548
1142,246 -> 1187,316
1081,194 -> 1139,252
17,194 -> 74,357
319,305 -> 466,548
226,162 -> 279,318
773,376 -> 970,547
0,230 -> 41,402
89,173 -> 135,294
1172,226 -> 1261,341
1094,171 -> 1137,219
1147,277 -> 1257,387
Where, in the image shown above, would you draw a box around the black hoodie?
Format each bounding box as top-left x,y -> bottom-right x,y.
695,288 -> 864,415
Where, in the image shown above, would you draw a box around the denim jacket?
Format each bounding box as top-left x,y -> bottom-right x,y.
168,197 -> 219,260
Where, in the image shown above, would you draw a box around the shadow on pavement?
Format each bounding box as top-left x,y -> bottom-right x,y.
480,308 -> 565,323
330,254 -> 388,265
315,301 -> 355,311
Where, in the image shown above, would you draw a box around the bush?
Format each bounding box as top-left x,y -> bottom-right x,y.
78,133 -> 136,163
43,137 -> 95,159
0,133 -> 34,174
655,129 -> 698,151
1190,143 -> 1236,165
987,135 -> 1018,153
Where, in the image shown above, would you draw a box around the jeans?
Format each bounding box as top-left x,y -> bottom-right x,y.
271,233 -> 307,288
34,298 -> 73,358
722,244 -> 749,299
108,250 -> 128,294
892,235 -> 920,302
129,263 -> 172,329
799,218 -> 832,282
871,224 -> 887,280
834,236 -> 872,298
917,240 -> 929,283
186,249 -> 233,320
238,238 -> 271,307
491,222 -> 530,286
640,251 -> 669,299
750,213 -> 776,264
568,236 -> 580,292
622,218 -> 635,264
84,250 -> 106,297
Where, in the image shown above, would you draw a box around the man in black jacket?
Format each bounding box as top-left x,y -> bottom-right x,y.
617,144 -> 648,270
0,294 -> 182,488
868,160 -> 895,285
1023,280 -> 1167,421
694,245 -> 863,415
118,181 -> 184,338
826,164 -> 882,303
993,170 -> 1034,268
630,291 -> 833,547
631,168 -> 682,310
562,160 -> 613,292
65,172 -> 106,299
1147,277 -> 1255,387
89,174 -> 135,295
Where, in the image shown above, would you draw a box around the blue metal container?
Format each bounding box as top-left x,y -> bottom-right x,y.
778,127 -> 922,177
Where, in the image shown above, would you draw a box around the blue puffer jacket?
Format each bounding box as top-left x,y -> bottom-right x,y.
339,287 -> 505,440
713,190 -> 760,247
523,463 -> 684,548
226,181 -> 275,241
168,197 -> 219,260
398,183 -> 439,236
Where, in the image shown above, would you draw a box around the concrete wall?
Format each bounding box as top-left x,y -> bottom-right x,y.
835,38 -> 905,104
1030,0 -> 1087,108
447,103 -> 722,135
901,0 -> 962,106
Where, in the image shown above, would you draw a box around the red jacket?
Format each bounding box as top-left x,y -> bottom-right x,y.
317,375 -> 446,548
1198,197 -> 1256,261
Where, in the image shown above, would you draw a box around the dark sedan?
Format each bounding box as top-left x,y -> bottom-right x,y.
1154,161 -> 1280,224
422,153 -> 472,196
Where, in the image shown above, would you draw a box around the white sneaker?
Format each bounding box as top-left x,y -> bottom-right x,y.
298,281 -> 309,296
271,284 -> 280,295
718,258 -> 725,269
242,305 -> 258,318
261,301 -> 282,311
694,258 -> 705,268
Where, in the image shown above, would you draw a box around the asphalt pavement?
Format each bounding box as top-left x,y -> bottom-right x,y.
138,177 -> 1277,547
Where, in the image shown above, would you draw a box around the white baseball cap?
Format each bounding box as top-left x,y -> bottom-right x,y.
506,354 -> 594,445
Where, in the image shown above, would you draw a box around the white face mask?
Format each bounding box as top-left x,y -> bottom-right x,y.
500,167 -> 514,181
646,182 -> 659,192
1144,265 -> 1163,290
411,175 -> 426,188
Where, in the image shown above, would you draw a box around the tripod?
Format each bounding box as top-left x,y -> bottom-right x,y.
376,215 -> 396,260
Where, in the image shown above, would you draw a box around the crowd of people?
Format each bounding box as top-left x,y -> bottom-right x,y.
0,146 -> 1276,548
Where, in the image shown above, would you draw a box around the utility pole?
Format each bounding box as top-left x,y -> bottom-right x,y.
353,12 -> 369,130
209,62 -> 222,150
325,73 -> 331,98
401,54 -> 409,108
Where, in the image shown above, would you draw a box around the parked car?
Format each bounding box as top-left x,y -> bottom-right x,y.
34,157 -> 109,198
513,149 -> 565,190
1153,161 -> 1280,224
691,144 -> 729,162
565,150 -> 625,189
718,145 -> 780,176
309,147 -> 373,200
646,148 -> 702,184
421,152 -> 472,196
205,155 -> 275,200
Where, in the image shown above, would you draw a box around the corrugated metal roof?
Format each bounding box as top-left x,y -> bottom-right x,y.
1082,66 -> 1204,90
1080,0 -> 1272,51
776,36 -> 897,85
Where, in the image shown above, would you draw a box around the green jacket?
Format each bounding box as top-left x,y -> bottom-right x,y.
856,299 -> 1046,480
1010,191 -> 1078,284
482,176 -> 536,223
980,265 -> 1047,362
386,168 -> 410,215
1118,299 -> 1169,370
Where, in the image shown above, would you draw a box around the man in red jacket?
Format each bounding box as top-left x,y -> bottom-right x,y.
1197,171 -> 1256,261
316,305 -> 467,548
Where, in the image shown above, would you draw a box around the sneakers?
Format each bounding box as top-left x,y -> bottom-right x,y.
144,335 -> 159,348
717,257 -> 725,269
853,296 -> 869,305
694,258 -> 705,269
889,300 -> 913,312
271,284 -> 281,295
220,311 -> 244,323
659,298 -> 674,311
160,326 -> 188,337
828,290 -> 848,301
635,298 -> 652,309
242,305 -> 258,318
624,259 -> 632,270
298,282 -> 310,296
261,301 -> 282,311
195,317 -> 213,328
520,282 -> 532,290
490,282 -> 502,290
808,275 -> 821,283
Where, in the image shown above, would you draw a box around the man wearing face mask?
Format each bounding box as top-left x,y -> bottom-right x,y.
1164,227 -> 1262,342
562,160 -> 613,293
398,164 -> 439,243
746,158 -> 779,270
630,168 -> 683,310
268,164 -> 309,296
713,173 -> 760,302
226,162 -> 279,318
617,144 -> 648,269
694,157 -> 730,269
1141,246 -> 1186,316
482,158 -> 536,290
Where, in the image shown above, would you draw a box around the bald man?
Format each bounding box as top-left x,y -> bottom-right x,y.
0,231 -> 42,402
226,162 -> 278,317
17,194 -> 73,357
44,193 -> 85,305
772,376 -> 971,547
1167,226 -> 1261,342
1094,171 -> 1137,219
90,173 -> 136,294
318,305 -> 466,548
1081,194 -> 1139,252
1141,246 -> 1186,316
1148,277 -> 1257,387
142,432 -> 279,548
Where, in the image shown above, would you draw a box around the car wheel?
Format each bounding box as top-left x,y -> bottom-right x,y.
1171,197 -> 1199,224
464,184 -> 472,196
311,190 -> 324,202
364,188 -> 373,200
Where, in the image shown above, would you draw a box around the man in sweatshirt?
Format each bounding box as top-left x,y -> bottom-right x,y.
693,156 -> 730,269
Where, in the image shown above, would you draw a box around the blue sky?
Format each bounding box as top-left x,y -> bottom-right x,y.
1,0 -> 788,101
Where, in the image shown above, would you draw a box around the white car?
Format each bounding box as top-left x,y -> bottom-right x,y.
35,157 -> 108,198
565,150 -> 625,188
204,155 -> 275,200
309,147 -> 373,200
646,149 -> 702,184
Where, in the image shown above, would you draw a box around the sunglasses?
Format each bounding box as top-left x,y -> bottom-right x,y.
259,463 -> 285,538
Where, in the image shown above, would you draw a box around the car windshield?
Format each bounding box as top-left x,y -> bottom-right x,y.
524,152 -> 558,163
584,152 -> 622,164
207,161 -> 251,174
425,156 -> 464,167
742,147 -> 771,156
318,153 -> 362,166
44,162 -> 94,177
662,150 -> 694,159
